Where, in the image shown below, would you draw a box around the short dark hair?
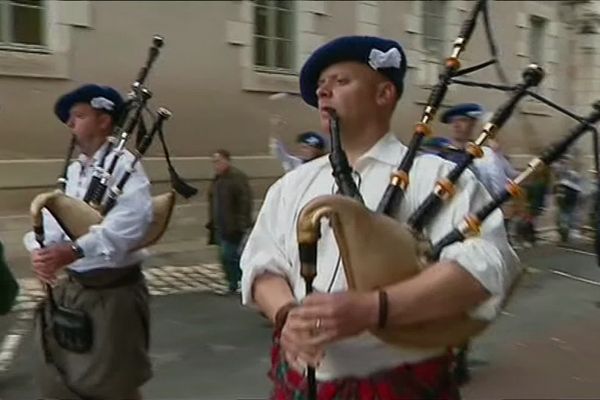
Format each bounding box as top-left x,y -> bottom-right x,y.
214,149 -> 231,160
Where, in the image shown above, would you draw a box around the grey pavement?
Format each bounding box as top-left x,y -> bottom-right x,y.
1,223 -> 600,398
463,242 -> 600,399
0,293 -> 273,400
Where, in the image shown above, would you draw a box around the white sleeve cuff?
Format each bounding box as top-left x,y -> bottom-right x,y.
23,232 -> 40,252
76,228 -> 114,261
240,255 -> 291,308
239,179 -> 293,307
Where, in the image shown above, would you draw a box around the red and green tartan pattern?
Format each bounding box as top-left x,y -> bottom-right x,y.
268,331 -> 461,400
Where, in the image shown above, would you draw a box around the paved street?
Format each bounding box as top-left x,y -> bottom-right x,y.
1,238 -> 599,399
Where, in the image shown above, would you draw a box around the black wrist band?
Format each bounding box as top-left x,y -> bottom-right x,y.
377,290 -> 388,329
274,301 -> 298,332
71,243 -> 85,259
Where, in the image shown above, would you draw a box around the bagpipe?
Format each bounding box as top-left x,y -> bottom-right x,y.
30,35 -> 197,253
29,35 -> 198,361
296,0 -> 600,357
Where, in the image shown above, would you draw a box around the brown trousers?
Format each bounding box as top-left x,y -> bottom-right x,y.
34,268 -> 152,400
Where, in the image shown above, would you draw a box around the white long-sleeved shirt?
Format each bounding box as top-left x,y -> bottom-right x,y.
23,141 -> 154,272
474,147 -> 519,198
241,132 -> 520,380
269,137 -> 303,173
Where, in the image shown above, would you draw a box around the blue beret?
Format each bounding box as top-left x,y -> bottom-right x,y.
297,131 -> 326,150
440,103 -> 484,124
300,36 -> 407,108
54,84 -> 124,124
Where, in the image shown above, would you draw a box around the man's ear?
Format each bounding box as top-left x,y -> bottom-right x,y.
468,118 -> 478,131
98,112 -> 113,132
375,81 -> 397,108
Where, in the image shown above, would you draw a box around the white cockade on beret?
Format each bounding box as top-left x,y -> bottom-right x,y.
466,110 -> 483,118
90,96 -> 115,111
305,137 -> 320,146
368,47 -> 402,70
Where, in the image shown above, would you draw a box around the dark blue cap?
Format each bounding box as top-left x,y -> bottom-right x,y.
440,103 -> 484,124
54,84 -> 124,124
299,36 -> 407,108
422,136 -> 453,149
297,131 -> 326,150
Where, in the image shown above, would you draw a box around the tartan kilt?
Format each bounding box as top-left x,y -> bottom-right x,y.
268,330 -> 460,400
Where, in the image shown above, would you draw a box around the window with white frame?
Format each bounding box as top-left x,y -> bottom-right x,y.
0,0 -> 46,51
253,0 -> 295,73
529,15 -> 547,65
422,0 -> 447,61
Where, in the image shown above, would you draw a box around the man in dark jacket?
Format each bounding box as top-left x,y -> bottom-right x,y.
207,149 -> 253,293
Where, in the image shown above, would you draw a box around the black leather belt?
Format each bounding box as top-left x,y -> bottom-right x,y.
67,264 -> 143,289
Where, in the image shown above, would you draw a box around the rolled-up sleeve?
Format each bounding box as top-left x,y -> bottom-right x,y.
431,170 -> 521,321
240,179 -> 293,306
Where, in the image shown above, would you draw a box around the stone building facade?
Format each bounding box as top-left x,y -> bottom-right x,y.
1,0 -> 599,213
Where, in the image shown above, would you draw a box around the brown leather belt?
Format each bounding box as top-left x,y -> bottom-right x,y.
67,264 -> 143,289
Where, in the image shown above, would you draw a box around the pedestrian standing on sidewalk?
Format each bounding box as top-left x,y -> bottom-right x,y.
207,149 -> 253,293
517,166 -> 552,247
553,154 -> 583,243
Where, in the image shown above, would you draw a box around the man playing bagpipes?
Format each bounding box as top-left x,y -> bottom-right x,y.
23,84 -> 153,400
423,103 -> 518,200
422,102 -> 519,384
240,35 -> 520,399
